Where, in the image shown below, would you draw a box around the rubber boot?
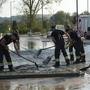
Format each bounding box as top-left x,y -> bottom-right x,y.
65,59 -> 70,66
80,55 -> 86,63
8,65 -> 15,72
70,54 -> 74,64
73,59 -> 80,64
53,59 -> 60,68
0,66 -> 4,72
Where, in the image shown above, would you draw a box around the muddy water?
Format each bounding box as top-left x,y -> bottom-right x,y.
1,35 -> 90,90
0,74 -> 90,90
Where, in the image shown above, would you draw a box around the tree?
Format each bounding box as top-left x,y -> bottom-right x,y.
0,0 -> 8,33
21,0 -> 63,30
50,11 -> 72,26
0,0 -> 7,7
0,20 -> 9,33
80,11 -> 90,15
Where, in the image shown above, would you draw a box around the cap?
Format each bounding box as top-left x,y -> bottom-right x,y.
51,25 -> 56,28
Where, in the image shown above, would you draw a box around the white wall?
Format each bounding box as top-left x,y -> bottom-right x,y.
80,15 -> 90,32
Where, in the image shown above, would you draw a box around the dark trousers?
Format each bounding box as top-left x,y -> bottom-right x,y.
0,46 -> 13,70
70,39 -> 85,62
55,44 -> 69,63
75,39 -> 85,61
69,43 -> 74,61
55,46 -> 68,59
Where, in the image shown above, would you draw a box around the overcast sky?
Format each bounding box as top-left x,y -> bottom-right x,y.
0,0 -> 89,17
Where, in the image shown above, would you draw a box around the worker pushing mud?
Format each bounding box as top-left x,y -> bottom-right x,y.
51,25 -> 70,68
0,33 -> 19,71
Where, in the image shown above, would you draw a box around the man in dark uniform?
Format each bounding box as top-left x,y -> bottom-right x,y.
51,25 -> 70,68
65,26 -> 86,64
65,26 -> 74,63
0,33 -> 19,71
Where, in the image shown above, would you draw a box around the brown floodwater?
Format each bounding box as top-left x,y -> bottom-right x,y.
0,73 -> 90,90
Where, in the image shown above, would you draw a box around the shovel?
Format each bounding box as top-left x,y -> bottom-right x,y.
42,55 -> 54,65
34,46 -> 54,58
10,50 -> 39,70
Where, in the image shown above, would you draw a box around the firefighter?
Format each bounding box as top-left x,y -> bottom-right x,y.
0,33 -> 19,71
65,26 -> 74,63
51,25 -> 70,68
65,26 -> 86,64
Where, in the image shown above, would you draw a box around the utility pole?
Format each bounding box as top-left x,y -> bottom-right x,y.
42,0 -> 43,29
76,0 -> 79,30
87,0 -> 89,32
10,0 -> 15,31
10,0 -> 15,23
10,1 -> 12,22
87,0 -> 89,13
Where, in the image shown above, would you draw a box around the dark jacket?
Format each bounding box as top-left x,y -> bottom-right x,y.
51,29 -> 65,46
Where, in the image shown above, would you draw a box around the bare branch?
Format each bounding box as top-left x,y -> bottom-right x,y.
21,0 -> 63,28
0,0 -> 7,7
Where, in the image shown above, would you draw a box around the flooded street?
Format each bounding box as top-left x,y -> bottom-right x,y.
0,74 -> 90,90
1,35 -> 90,90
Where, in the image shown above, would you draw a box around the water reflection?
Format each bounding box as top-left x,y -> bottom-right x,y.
8,78 -> 66,90
27,36 -> 53,50
0,80 -> 10,90
0,74 -> 90,90
6,75 -> 90,90
28,41 -> 36,49
9,35 -> 53,50
54,85 -> 65,90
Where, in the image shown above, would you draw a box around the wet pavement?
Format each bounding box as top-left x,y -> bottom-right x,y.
0,75 -> 90,90
1,35 -> 90,90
